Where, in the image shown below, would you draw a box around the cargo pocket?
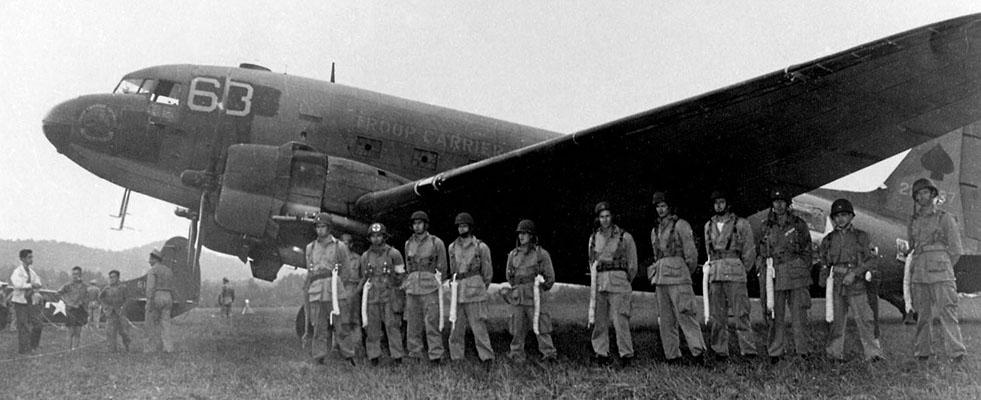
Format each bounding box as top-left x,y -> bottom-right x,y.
787,259 -> 810,280
927,259 -> 950,273
662,263 -> 684,278
307,280 -> 325,302
537,311 -> 553,334
716,260 -> 745,280
390,291 -> 405,314
416,272 -> 440,292
678,290 -> 696,316
463,278 -> 486,299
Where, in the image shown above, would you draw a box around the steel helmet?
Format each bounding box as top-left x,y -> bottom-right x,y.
516,219 -> 536,234
911,178 -> 939,198
830,199 -> 855,216
770,187 -> 792,203
594,201 -> 612,215
410,210 -> 429,223
651,191 -> 669,206
710,189 -> 728,201
454,212 -> 474,226
368,222 -> 389,237
314,212 -> 332,226
150,249 -> 163,261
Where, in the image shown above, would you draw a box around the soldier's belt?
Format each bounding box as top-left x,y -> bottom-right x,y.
343,280 -> 360,286
309,272 -> 331,281
596,262 -> 628,273
407,263 -> 437,273
917,244 -> 947,252
710,251 -> 740,259
456,269 -> 483,280
771,255 -> 799,265
512,276 -> 537,285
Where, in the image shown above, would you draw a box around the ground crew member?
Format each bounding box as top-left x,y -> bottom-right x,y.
86,279 -> 101,329
359,222 -> 406,366
818,199 -> 883,361
340,233 -> 364,355
703,190 -> 759,359
649,192 -> 707,365
403,210 -> 448,364
99,269 -> 131,352
57,266 -> 89,350
218,278 -> 235,318
757,188 -> 813,363
304,213 -> 358,365
504,219 -> 558,363
145,249 -> 175,353
10,249 -> 43,354
907,178 -> 966,362
588,202 -> 637,365
447,212 -> 495,364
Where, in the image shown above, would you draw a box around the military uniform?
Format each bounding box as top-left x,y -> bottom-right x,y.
909,202 -> 966,359
704,212 -> 758,357
306,235 -> 358,362
757,209 -> 813,358
99,281 -> 131,352
818,221 -> 882,360
448,235 -> 495,361
650,214 -> 706,361
505,243 -> 557,361
345,249 -> 363,355
360,243 -> 406,362
218,283 -> 235,318
145,257 -> 175,353
403,231 -> 448,361
589,225 -> 637,360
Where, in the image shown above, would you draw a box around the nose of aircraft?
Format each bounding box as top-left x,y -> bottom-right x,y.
42,99 -> 77,154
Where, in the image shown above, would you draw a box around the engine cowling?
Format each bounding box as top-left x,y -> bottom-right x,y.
215,142 -> 326,238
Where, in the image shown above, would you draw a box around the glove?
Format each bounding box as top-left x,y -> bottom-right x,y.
842,272 -> 855,286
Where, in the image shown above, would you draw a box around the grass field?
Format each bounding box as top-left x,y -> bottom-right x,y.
1,286 -> 980,399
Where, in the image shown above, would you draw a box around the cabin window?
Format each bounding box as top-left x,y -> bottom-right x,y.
355,136 -> 383,159
412,149 -> 439,170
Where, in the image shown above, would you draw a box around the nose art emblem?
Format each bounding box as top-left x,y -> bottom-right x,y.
78,104 -> 116,142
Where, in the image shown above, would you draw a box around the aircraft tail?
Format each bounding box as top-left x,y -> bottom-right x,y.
816,121 -> 981,245
122,236 -> 200,321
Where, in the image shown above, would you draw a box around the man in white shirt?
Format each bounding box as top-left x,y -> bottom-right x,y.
10,249 -> 43,354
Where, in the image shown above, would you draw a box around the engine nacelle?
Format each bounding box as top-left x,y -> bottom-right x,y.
215,142 -> 326,239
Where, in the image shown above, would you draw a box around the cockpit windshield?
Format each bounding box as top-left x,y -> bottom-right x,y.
113,78 -> 182,105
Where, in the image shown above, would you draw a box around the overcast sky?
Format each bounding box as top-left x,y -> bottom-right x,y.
0,1 -> 977,255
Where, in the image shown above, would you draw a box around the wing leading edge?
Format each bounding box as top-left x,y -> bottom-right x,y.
356,14 -> 981,287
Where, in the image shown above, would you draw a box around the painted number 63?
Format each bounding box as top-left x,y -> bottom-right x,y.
187,77 -> 254,117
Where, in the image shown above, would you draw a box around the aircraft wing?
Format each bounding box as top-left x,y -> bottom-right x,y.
356,14 -> 981,287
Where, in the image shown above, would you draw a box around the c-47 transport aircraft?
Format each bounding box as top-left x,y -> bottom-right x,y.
41,15 -> 981,324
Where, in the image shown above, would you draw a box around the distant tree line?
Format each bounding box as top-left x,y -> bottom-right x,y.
198,274 -> 307,308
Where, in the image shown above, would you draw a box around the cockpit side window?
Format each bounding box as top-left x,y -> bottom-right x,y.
151,80 -> 181,105
113,78 -> 181,105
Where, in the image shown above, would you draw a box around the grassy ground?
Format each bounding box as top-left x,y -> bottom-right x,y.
1,286 -> 980,399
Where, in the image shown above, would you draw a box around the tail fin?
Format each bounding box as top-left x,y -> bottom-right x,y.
160,236 -> 201,315
876,121 -> 981,243
123,236 -> 200,321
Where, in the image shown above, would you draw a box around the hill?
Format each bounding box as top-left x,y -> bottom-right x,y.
0,238 -> 253,284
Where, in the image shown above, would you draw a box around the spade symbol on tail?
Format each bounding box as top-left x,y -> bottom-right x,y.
920,144 -> 954,181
